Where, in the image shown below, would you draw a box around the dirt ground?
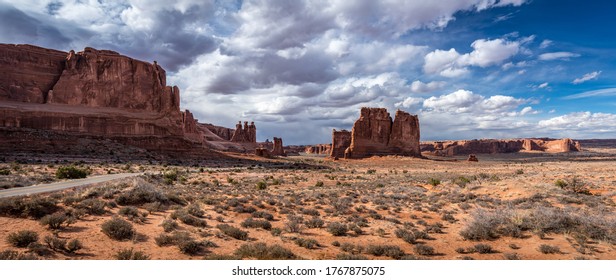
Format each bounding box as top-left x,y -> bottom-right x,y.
0,148 -> 615,260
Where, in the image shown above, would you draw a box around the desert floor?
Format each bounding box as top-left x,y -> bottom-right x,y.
0,148 -> 615,260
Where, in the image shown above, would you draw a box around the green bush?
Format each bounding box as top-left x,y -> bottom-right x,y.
428,178 -> 441,187
7,230 -> 38,248
256,181 -> 267,190
56,165 -> 88,179
217,224 -> 248,240
101,217 -> 135,241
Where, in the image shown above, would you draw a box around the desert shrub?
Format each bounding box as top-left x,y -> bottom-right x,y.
186,204 -> 204,218
56,165 -> 88,179
473,243 -> 495,254
101,217 -> 135,241
241,218 -> 272,230
0,168 -> 10,175
454,176 -> 471,187
118,206 -> 146,223
0,250 -> 38,260
428,178 -> 441,186
115,248 -> 150,260
115,181 -> 168,205
504,253 -> 521,260
39,212 -> 69,230
66,239 -> 83,253
178,240 -> 203,255
460,209 -> 527,240
394,228 -> 417,244
172,210 -> 207,228
304,217 -> 324,228
366,245 -> 405,259
284,216 -> 304,233
3,197 -> 60,219
315,181 -> 324,187
161,219 -> 178,233
205,254 -> 241,260
252,211 -> 274,221
294,238 -> 319,249
413,244 -> 435,256
301,208 -> 320,216
327,222 -> 348,236
217,224 -> 248,240
335,253 -> 368,260
27,242 -> 52,256
256,181 -> 267,190
234,242 -> 297,260
270,227 -> 283,236
154,233 -> 175,247
7,230 -> 38,248
538,244 -> 560,254
442,213 -> 457,223
44,235 -> 67,251
143,202 -> 163,213
234,205 -> 257,213
76,198 -> 106,215
163,170 -> 178,184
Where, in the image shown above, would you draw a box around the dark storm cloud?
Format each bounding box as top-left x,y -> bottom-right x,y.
0,3 -> 74,49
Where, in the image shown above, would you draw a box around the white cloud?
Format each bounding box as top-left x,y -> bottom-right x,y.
538,52 -> 580,61
562,88 -> 616,100
538,112 -> 616,133
539,39 -> 552,49
424,38 -> 520,77
395,97 -> 424,108
572,71 -> 601,84
423,89 -> 526,114
410,80 -> 446,93
538,82 -> 549,89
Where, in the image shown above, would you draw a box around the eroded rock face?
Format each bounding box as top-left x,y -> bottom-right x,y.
421,138 -> 582,156
305,144 -> 331,155
255,148 -> 271,158
0,44 -> 66,103
231,121 -> 256,143
344,108 -> 421,159
271,137 -> 286,156
330,129 -> 351,158
0,44 -> 249,157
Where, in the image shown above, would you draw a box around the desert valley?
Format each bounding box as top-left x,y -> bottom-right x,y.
0,44 -> 614,260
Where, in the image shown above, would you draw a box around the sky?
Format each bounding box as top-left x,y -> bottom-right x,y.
1,0 -> 616,144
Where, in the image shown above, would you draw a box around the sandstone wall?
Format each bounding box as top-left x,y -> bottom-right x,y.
330,129 -> 351,158
421,138 -> 581,156
305,144 -> 331,155
271,137 -> 286,156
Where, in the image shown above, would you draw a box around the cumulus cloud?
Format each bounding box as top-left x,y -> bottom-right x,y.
538,112 -> 616,135
572,71 -> 601,84
424,38 -> 520,77
423,89 -> 527,114
395,97 -> 424,108
410,80 -> 446,93
538,52 -> 580,61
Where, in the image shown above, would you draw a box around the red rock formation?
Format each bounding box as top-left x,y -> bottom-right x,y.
271,137 -> 286,156
255,148 -> 272,158
199,123 -> 233,141
305,144 -> 331,155
0,44 -> 66,103
421,138 -> 581,156
330,129 -> 351,158
344,108 -> 421,159
230,121 -> 257,143
0,44 -> 248,157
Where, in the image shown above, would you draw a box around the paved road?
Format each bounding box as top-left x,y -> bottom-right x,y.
0,173 -> 142,198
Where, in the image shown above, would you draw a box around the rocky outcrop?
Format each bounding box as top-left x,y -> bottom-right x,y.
0,44 -> 256,158
0,44 -> 66,103
344,108 -> 421,159
271,137 -> 286,156
467,154 -> 478,162
330,129 -> 351,159
199,123 -> 233,141
231,121 -> 256,143
421,138 -> 582,156
255,148 -> 271,158
305,144 -> 331,155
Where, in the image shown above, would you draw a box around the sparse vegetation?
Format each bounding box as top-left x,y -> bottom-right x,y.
56,165 -> 88,179
234,242 -> 297,260
101,217 -> 135,241
217,224 -> 248,240
7,230 -> 38,248
115,248 -> 150,260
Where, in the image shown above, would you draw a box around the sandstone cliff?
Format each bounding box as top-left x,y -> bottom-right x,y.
330,130 -> 351,158
344,108 -> 421,159
271,137 -> 286,156
421,138 -> 582,156
305,144 -> 331,155
0,44 -> 255,157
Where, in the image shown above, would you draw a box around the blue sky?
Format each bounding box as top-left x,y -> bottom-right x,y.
1,0 -> 616,144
